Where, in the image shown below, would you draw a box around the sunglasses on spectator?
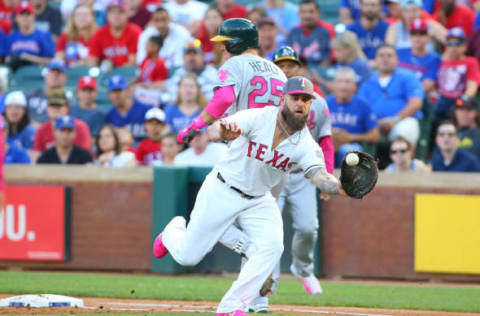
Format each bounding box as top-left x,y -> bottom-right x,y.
390,148 -> 408,154
445,40 -> 465,46
437,132 -> 456,137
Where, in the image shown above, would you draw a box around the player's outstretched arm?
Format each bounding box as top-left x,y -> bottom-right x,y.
306,167 -> 346,196
206,120 -> 242,142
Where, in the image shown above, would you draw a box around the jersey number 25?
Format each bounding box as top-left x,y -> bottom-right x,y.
248,77 -> 284,108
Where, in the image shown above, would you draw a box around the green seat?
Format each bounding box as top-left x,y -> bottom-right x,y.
11,65 -> 44,91
95,88 -> 112,110
98,66 -> 138,88
66,66 -> 101,89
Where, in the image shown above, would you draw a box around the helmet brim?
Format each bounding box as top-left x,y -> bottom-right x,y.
274,56 -> 301,65
210,35 -> 235,42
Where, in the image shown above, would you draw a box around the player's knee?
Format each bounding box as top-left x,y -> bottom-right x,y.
176,255 -> 202,266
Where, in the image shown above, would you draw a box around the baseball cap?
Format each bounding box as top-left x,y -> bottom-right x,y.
108,75 -> 128,91
455,98 -> 478,110
55,116 -> 75,130
78,76 -> 97,90
283,76 -> 316,99
257,17 -> 276,28
5,91 -> 27,107
15,1 -> 34,15
410,19 -> 428,32
401,0 -> 422,7
184,39 -> 202,54
47,59 -> 67,72
145,107 -> 166,123
107,0 -> 127,11
48,90 -> 68,106
447,27 -> 466,40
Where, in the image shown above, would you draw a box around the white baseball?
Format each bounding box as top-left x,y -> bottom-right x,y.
346,153 -> 359,166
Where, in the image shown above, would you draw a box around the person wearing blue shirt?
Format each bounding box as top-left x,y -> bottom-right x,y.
105,75 -> 150,142
347,0 -> 389,60
357,44 -> 424,146
5,139 -> 30,164
5,2 -> 54,70
340,0 -> 361,25
432,121 -> 480,172
327,68 -> 380,166
3,91 -> 35,152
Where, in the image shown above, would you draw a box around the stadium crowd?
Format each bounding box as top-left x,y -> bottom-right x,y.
1,0 -> 480,172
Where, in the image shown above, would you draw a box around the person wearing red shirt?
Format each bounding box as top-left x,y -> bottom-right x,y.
196,6 -> 223,65
136,107 -> 166,165
88,0 -> 141,67
433,0 -> 474,36
133,35 -> 168,86
32,91 -> 92,161
216,0 -> 247,20
0,0 -> 13,34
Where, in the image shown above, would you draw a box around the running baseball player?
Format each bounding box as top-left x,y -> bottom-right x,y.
153,77 -> 345,316
177,18 -> 287,144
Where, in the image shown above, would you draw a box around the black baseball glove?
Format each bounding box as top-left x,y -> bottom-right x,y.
340,151 -> 378,199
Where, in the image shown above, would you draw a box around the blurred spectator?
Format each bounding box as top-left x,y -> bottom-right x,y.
154,132 -> 182,166
88,0 -> 141,68
55,4 -> 97,67
286,0 -> 332,67
246,6 -> 267,25
436,28 -> 480,123
340,0 -> 361,25
467,26 -> 480,63
126,0 -> 151,29
385,0 -> 402,24
5,1 -> 54,70
61,0 -> 107,27
33,90 -> 92,161
136,7 -> 193,68
174,130 -> 227,166
95,124 -> 136,167
216,0 -> 247,20
31,0 -> 62,38
396,19 -> 441,96
165,41 -> 217,103
357,44 -> 423,146
3,91 -> 35,155
431,120 -> 480,171
106,75 -> 150,141
70,76 -> 106,136
326,68 -> 380,166
433,0 -> 474,36
453,98 -> 480,159
0,0 -> 13,34
37,115 -> 93,164
197,7 -> 223,65
258,17 -> 280,60
165,73 -> 206,133
257,0 -> 300,44
386,0 -> 446,50
4,125 -> 31,164
26,59 -> 74,125
164,0 -> 208,35
347,0 -> 389,61
117,127 -> 136,153
136,107 -> 166,165
385,136 -> 430,172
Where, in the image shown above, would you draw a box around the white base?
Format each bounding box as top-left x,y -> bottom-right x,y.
0,294 -> 84,308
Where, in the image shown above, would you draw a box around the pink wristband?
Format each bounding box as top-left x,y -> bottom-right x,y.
192,115 -> 208,130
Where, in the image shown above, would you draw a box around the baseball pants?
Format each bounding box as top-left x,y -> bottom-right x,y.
161,171 -> 284,313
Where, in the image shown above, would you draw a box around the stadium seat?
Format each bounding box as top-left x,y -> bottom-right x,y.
95,88 -> 112,110
10,65 -> 44,91
66,66 -> 101,89
98,66 -> 138,88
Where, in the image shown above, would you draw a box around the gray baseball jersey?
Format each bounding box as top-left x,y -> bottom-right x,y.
215,54 -> 287,116
307,93 -> 332,142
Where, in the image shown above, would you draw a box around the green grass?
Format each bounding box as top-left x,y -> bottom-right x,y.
1,271 -> 480,313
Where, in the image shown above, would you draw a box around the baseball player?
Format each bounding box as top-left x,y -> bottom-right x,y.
153,77 -> 345,316
177,18 -> 287,144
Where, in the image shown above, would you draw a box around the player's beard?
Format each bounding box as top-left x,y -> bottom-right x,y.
281,105 -> 308,131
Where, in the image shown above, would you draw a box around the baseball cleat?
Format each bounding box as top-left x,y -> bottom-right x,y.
216,310 -> 249,316
247,296 -> 269,313
290,264 -> 323,295
152,233 -> 168,258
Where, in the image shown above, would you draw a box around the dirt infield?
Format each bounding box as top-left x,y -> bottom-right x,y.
0,297 -> 476,315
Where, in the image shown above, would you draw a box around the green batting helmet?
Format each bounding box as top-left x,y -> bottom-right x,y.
211,18 -> 258,55
273,46 -> 301,65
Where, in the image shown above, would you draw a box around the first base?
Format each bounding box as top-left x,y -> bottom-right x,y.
0,294 -> 84,308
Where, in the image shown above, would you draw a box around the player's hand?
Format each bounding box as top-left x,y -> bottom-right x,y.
177,125 -> 200,144
219,121 -> 242,140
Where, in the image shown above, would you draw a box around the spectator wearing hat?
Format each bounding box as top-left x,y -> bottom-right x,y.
431,120 -> 480,172
385,136 -> 430,172
164,0 -> 208,35
88,0 -> 142,68
385,0 -> 447,50
357,44 -> 424,147
31,0 -> 62,39
258,17 -> 280,61
396,18 -> 441,96
70,76 -> 106,136
5,1 -> 54,70
433,0 -> 474,36
95,124 -> 136,167
436,27 -> 480,124
33,91 -> 92,161
136,107 -> 167,165
25,59 -> 73,125
126,0 -> 151,29
215,0 -> 247,20
55,4 -> 98,67
3,91 -> 35,155
453,98 -> 480,159
37,116 -> 93,164
105,75 -> 150,142
136,7 -> 193,69
196,7 -> 224,65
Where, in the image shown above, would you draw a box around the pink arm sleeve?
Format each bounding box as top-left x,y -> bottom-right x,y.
204,85 -> 236,119
319,135 -> 334,174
